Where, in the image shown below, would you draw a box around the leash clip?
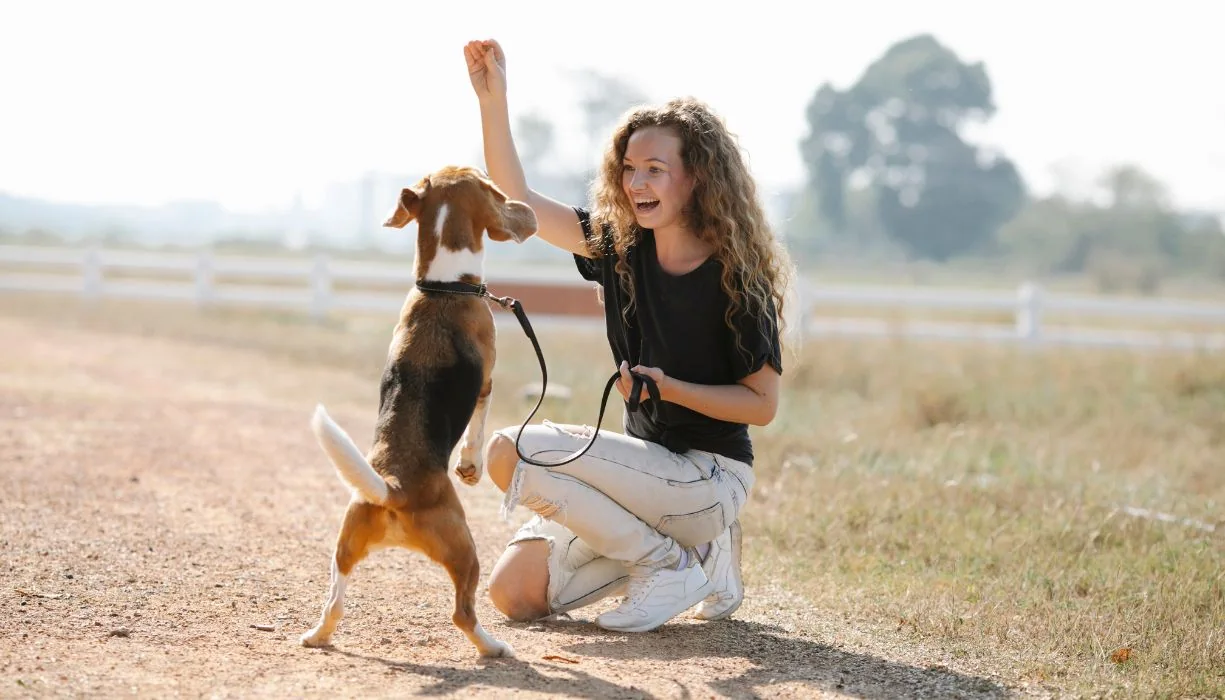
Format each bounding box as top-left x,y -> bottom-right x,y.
488,293 -> 516,310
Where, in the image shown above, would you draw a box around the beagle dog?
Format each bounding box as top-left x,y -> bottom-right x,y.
301,166 -> 536,657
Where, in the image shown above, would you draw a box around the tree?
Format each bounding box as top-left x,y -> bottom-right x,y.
1185,215 -> 1225,280
800,84 -> 854,236
1097,164 -> 1170,211
997,163 -> 1221,291
799,34 -> 1025,260
875,141 -> 1025,260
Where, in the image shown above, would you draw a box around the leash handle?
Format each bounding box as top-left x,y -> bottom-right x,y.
503,298 -> 656,467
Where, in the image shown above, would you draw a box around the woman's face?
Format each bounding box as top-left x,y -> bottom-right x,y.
621,126 -> 694,232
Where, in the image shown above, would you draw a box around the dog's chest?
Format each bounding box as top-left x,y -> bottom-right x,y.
378,347 -> 484,458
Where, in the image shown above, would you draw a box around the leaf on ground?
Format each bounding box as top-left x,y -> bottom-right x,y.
1110,647 -> 1133,664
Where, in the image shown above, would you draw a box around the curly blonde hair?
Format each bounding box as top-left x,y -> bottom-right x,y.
587,97 -> 795,362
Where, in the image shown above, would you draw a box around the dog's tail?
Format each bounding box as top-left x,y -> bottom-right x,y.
310,404 -> 390,505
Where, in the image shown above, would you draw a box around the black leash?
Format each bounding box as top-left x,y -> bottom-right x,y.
415,280 -> 658,467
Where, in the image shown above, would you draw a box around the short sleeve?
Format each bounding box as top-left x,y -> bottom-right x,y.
572,207 -> 610,284
730,293 -> 783,380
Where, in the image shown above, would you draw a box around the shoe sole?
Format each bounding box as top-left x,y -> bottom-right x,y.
696,521 -> 743,621
597,576 -> 715,634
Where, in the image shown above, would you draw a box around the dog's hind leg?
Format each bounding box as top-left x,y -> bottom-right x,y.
413,498 -> 514,658
301,501 -> 383,647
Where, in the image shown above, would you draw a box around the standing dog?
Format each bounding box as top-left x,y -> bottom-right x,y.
301,166 -> 536,657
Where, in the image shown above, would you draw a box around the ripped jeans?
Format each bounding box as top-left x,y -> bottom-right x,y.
494,420 -> 755,614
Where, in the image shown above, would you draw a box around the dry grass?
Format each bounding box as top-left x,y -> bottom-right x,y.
3,293 -> 1222,697
754,337 -> 1225,697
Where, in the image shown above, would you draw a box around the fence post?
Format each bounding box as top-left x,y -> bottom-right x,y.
1016,281 -> 1043,342
311,254 -> 331,320
195,251 -> 214,307
82,246 -> 103,300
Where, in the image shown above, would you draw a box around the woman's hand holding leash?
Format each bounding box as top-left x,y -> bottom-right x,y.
617,361 -> 666,404
472,288 -> 663,467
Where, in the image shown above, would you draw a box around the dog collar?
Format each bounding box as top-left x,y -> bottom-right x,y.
414,279 -> 517,312
415,279 -> 488,297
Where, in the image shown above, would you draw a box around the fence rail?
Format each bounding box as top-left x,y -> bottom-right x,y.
2,244 -> 1222,351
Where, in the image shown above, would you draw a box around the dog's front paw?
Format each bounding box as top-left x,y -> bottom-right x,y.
454,456 -> 483,486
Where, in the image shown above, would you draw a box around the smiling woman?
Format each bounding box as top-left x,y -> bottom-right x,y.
621,128 -> 716,276
623,130 -> 686,225
460,37 -> 797,636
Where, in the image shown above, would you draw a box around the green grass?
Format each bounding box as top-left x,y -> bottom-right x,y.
3,293 -> 1222,697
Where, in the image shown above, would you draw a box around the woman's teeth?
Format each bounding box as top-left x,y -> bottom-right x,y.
635,200 -> 660,212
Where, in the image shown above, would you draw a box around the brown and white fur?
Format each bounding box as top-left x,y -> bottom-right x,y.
300,166 -> 537,657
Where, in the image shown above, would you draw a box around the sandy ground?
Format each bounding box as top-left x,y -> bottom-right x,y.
0,310 -> 1035,699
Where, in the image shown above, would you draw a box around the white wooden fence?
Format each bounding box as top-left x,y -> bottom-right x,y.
1,244 -> 1223,352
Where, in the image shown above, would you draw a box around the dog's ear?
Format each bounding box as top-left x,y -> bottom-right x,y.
487,199 -> 538,242
479,179 -> 537,242
384,187 -> 423,229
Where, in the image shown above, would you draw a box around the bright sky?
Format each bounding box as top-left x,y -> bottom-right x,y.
2,0 -> 1222,214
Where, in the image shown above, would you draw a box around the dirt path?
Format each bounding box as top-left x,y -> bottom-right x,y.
0,312 -> 1029,698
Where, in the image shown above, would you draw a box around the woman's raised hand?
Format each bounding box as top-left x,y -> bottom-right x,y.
464,39 -> 507,103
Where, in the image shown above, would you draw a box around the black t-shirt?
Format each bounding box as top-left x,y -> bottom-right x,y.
572,207 -> 782,466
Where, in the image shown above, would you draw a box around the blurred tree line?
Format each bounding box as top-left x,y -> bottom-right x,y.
510,39 -> 1225,292
790,33 -> 1225,292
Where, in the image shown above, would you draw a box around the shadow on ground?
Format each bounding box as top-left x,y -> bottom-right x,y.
336,617 -> 1011,699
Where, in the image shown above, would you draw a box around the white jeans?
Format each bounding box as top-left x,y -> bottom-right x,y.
495,420 -> 755,614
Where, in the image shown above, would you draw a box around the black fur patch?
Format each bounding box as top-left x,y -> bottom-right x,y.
376,335 -> 482,467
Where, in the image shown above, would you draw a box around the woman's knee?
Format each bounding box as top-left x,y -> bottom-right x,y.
487,540 -> 551,622
485,424 -> 591,494
484,431 -> 518,493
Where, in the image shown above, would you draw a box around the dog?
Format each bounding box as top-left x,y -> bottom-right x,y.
300,166 -> 537,657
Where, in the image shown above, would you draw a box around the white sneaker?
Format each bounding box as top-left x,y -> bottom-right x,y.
694,520 -> 743,620
596,559 -> 712,633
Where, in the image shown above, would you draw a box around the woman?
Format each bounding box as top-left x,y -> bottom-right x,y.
464,39 -> 793,633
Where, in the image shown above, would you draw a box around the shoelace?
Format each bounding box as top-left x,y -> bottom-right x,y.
624,569 -> 663,606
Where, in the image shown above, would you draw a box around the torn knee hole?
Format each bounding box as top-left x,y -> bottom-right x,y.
556,424 -> 595,440
520,495 -> 563,519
